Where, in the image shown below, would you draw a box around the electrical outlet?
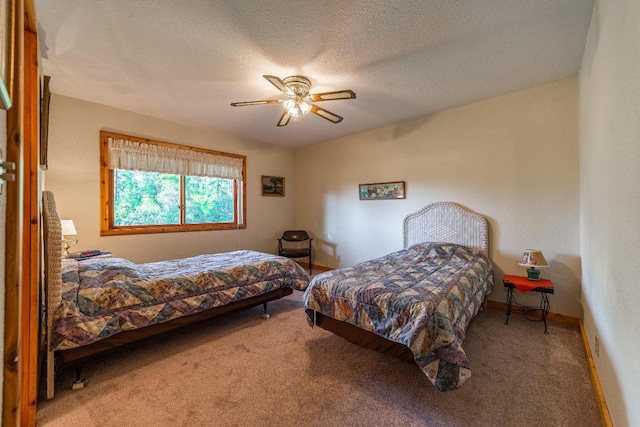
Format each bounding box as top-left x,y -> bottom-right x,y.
595,335 -> 600,357
337,255 -> 341,262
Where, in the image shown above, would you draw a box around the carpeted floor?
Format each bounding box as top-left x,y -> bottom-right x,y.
37,291 -> 602,427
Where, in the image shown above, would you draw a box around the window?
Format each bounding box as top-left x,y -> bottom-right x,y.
100,131 -> 246,235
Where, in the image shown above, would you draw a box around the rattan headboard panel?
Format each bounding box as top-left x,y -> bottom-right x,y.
403,201 -> 489,252
42,191 -> 62,349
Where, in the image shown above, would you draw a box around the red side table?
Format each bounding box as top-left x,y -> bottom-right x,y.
503,274 -> 554,334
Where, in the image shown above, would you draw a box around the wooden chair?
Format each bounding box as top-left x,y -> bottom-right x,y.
278,230 -> 312,274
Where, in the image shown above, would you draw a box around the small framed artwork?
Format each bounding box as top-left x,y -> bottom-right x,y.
262,175 -> 285,196
40,75 -> 52,169
359,181 -> 406,200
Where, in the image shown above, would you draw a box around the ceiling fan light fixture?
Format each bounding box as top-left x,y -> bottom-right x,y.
299,98 -> 312,115
231,75 -> 356,126
282,96 -> 312,118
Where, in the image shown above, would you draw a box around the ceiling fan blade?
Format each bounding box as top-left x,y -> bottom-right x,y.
311,105 -> 343,124
310,90 -> 356,102
231,100 -> 280,107
277,111 -> 291,127
263,75 -> 294,96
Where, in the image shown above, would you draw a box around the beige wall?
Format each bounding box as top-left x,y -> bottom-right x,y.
45,95 -> 297,263
580,0 -> 640,425
296,77 -> 582,317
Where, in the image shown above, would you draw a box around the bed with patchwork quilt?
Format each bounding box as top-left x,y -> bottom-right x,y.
56,251 -> 309,351
303,202 -> 493,391
43,191 -> 309,399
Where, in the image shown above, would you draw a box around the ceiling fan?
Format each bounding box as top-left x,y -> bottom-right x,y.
231,75 -> 356,127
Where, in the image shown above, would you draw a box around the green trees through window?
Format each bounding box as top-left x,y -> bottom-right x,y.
114,170 -> 235,226
184,175 -> 234,224
114,170 -> 180,226
101,131 -> 246,235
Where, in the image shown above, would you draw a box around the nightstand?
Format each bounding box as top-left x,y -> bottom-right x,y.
504,274 -> 554,334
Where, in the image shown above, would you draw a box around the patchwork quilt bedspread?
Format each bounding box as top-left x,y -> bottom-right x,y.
303,242 -> 493,391
54,250 -> 309,351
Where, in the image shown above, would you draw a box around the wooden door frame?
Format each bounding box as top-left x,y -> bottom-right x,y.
3,0 -> 24,425
20,25 -> 40,427
3,1 -> 39,426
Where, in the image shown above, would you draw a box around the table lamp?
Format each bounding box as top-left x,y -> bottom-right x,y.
61,219 -> 78,257
518,249 -> 548,281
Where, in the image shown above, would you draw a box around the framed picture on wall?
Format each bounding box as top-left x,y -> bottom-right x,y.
262,175 -> 285,196
359,181 -> 406,200
40,75 -> 51,169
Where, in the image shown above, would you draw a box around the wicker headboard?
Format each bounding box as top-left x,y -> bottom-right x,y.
42,191 -> 62,343
43,191 -> 64,399
403,201 -> 489,252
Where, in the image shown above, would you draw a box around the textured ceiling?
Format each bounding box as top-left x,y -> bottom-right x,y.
36,0 -> 594,149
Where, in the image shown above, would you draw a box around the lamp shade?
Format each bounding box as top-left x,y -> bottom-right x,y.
518,249 -> 548,268
60,219 -> 77,237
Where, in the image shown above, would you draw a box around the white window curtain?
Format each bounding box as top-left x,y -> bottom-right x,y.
108,137 -> 243,180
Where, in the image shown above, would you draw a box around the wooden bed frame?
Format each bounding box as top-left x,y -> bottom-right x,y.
307,201 -> 489,363
42,191 -> 293,399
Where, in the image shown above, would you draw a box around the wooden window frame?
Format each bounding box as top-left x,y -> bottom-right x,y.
100,131 -> 247,236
